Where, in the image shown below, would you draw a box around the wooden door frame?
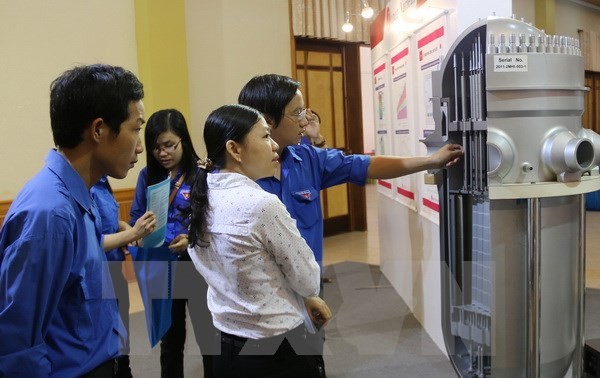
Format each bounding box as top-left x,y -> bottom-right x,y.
584,70 -> 600,135
294,37 -> 368,235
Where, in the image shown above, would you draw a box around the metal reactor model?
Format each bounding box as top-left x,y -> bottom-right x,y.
424,16 -> 600,378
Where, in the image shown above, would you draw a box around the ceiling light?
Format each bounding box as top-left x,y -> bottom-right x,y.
342,11 -> 354,32
361,2 -> 374,19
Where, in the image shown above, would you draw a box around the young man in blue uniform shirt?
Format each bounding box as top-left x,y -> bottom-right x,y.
239,74 -> 463,378
239,74 -> 463,274
0,64 -> 150,377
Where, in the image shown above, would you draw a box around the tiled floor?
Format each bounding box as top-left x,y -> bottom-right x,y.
322,184 -> 380,267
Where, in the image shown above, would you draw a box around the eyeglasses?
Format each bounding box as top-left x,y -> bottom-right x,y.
153,139 -> 181,154
284,108 -> 307,122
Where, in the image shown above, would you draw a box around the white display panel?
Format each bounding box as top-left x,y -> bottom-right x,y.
389,38 -> 417,210
373,56 -> 395,199
414,15 -> 449,224
370,1 -> 457,223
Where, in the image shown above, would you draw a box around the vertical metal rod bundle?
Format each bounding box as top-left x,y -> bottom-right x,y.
460,52 -> 469,191
573,194 -> 586,377
482,132 -> 488,191
476,34 -> 484,121
527,198 -> 541,378
461,53 -> 467,121
453,54 -> 459,123
470,50 -> 475,121
472,43 -> 479,122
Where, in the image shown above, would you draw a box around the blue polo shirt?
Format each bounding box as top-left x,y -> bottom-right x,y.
0,149 -> 123,377
257,144 -> 371,268
91,176 -> 123,261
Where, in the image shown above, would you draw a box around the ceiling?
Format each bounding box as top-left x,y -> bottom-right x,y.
581,0 -> 600,8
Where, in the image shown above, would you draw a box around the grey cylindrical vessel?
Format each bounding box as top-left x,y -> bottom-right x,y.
490,196 -> 580,377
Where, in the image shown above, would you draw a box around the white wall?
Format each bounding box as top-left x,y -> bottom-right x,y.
505,0 -> 600,37
0,0 -> 139,198
184,0 -> 292,156
0,0 -> 292,200
512,0 -> 535,23
556,0 -> 600,37
455,0 -> 512,32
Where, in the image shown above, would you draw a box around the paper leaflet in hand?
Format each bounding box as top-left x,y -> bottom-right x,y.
296,293 -> 317,334
143,177 -> 170,248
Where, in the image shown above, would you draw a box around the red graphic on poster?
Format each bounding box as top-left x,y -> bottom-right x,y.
370,7 -> 389,48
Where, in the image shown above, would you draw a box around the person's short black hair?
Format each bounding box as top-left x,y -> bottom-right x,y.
50,64 -> 144,148
238,74 -> 300,128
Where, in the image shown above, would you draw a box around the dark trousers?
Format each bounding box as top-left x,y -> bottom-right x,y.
306,328 -> 326,377
213,326 -> 322,378
81,358 -> 117,378
160,259 -> 220,378
108,262 -> 130,352
108,261 -> 133,378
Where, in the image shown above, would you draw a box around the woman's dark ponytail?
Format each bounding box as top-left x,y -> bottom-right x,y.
187,168 -> 209,247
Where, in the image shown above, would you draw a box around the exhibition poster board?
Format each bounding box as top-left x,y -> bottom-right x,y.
415,16 -> 449,224
373,56 -> 395,199
389,38 -> 417,211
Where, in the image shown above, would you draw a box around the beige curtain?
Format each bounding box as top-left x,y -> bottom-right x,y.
579,29 -> 600,72
291,0 -> 387,44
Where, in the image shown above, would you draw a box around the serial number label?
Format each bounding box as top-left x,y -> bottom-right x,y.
493,55 -> 528,72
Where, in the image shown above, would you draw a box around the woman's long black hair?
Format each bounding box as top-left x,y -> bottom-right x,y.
144,109 -> 200,186
187,104 -> 262,247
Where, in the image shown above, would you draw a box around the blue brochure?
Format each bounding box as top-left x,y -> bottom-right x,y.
129,245 -> 178,346
143,177 -> 170,248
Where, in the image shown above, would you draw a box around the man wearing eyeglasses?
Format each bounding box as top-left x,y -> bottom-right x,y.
240,74 -> 463,279
239,74 -> 463,378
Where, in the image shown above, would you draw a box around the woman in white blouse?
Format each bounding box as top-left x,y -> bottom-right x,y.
187,104 -> 332,378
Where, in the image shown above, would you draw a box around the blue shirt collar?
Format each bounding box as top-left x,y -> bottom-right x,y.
284,145 -> 304,162
45,149 -> 93,214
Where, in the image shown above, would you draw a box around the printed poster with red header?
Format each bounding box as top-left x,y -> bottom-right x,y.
415,15 -> 448,224
389,38 -> 417,211
372,56 -> 394,199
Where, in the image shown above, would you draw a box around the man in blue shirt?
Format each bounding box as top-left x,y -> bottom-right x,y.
239,74 -> 463,274
0,64 -> 150,377
239,74 -> 463,378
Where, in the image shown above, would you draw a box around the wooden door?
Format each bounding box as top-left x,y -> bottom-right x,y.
583,71 -> 600,134
294,38 -> 367,236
